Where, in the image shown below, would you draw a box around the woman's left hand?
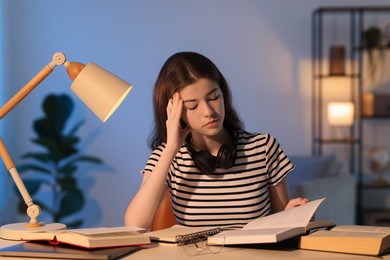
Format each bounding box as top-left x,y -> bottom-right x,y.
284,197 -> 309,210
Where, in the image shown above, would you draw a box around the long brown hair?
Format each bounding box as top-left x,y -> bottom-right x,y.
148,52 -> 243,150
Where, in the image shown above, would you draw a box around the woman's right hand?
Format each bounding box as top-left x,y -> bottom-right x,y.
285,197 -> 309,210
166,92 -> 191,151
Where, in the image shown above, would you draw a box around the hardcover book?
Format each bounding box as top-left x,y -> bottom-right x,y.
19,226 -> 150,249
299,225 -> 390,256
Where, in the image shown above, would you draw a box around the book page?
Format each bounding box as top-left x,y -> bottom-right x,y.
242,198 -> 325,230
64,226 -> 145,236
60,231 -> 145,240
313,230 -> 389,239
21,226 -> 145,240
332,225 -> 390,234
209,226 -> 305,245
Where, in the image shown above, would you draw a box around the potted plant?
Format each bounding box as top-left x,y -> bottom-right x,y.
17,94 -> 103,228
362,26 -> 385,85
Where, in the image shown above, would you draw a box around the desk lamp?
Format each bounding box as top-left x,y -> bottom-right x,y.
0,52 -> 132,240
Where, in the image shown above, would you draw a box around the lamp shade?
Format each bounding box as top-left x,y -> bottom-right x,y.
70,62 -> 132,122
329,45 -> 346,76
327,102 -> 354,126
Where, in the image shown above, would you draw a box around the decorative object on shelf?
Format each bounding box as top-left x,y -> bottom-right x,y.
363,91 -> 390,117
17,94 -> 103,228
369,147 -> 390,186
362,26 -> 385,85
0,52 -> 132,240
327,102 -> 354,126
329,46 -> 346,76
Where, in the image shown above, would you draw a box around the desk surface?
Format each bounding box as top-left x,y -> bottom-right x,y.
0,239 -> 389,260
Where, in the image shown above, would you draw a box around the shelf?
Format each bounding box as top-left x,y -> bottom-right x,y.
314,74 -> 360,79
362,115 -> 390,119
354,45 -> 390,51
315,6 -> 390,13
312,7 -> 390,225
360,183 -> 390,189
314,138 -> 360,144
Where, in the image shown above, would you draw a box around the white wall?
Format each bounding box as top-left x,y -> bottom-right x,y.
3,0 -> 390,227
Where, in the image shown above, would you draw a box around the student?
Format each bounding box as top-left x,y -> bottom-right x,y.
124,52 -> 308,229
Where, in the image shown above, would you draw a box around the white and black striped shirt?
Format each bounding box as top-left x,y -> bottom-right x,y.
143,130 -> 293,228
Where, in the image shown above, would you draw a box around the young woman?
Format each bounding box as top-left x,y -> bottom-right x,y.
124,52 -> 308,229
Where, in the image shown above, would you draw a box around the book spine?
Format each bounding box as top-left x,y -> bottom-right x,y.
175,227 -> 222,245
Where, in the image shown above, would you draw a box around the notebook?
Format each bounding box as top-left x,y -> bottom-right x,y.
0,242 -> 140,259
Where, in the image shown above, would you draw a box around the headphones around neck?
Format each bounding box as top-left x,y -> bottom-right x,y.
186,130 -> 238,174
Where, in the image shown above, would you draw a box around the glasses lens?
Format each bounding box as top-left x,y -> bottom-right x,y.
207,234 -> 225,254
182,239 -> 208,256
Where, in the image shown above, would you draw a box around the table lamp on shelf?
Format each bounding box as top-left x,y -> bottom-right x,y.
327,102 -> 354,140
0,52 -> 132,240
327,102 -> 354,126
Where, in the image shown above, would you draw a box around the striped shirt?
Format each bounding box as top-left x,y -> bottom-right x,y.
143,130 -> 293,228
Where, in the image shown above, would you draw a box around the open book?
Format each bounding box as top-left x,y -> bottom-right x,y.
20,226 -> 151,249
147,198 -> 332,245
207,198 -> 332,245
299,225 -> 390,256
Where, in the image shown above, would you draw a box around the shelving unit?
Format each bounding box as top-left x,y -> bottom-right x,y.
312,7 -> 390,225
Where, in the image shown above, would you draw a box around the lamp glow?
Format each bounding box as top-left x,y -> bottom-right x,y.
327,102 -> 354,126
0,52 -> 132,240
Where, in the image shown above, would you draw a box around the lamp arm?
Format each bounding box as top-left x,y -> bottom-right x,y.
0,52 -> 68,227
0,137 -> 41,226
0,52 -> 67,119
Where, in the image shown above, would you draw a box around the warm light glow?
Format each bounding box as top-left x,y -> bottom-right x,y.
327,102 -> 354,126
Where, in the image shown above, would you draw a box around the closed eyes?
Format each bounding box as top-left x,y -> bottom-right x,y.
185,93 -> 221,111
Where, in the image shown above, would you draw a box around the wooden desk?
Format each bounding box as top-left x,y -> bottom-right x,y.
1,239 -> 389,259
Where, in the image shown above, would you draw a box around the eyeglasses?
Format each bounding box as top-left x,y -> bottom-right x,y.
178,233 -> 226,256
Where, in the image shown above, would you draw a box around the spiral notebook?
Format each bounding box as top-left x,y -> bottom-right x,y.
146,225 -> 223,244
176,227 -> 222,245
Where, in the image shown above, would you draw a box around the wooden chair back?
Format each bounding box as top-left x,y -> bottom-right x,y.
151,188 -> 176,231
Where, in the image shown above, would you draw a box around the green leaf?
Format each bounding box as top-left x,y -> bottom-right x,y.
68,155 -> 103,165
17,163 -> 51,175
58,164 -> 77,176
33,118 -> 55,138
58,155 -> 103,176
33,137 -> 79,163
57,189 -> 85,218
21,152 -> 51,163
23,180 -> 43,195
43,94 -> 73,133
58,177 -> 77,191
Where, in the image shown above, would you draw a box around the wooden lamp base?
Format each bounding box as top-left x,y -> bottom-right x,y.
0,222 -> 66,241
